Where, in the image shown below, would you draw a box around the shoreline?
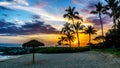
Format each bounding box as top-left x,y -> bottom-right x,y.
0,55 -> 23,62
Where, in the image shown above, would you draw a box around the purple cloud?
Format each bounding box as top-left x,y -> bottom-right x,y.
0,19 -> 59,35
80,9 -> 90,14
87,15 -> 111,26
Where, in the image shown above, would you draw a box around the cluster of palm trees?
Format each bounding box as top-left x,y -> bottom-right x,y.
58,0 -> 120,48
105,20 -> 120,48
58,6 -> 97,47
92,0 -> 120,42
92,0 -> 120,48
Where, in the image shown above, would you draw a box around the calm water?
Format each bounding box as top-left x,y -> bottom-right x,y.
0,43 -> 22,47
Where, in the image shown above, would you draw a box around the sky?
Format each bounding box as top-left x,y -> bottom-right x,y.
0,0 -> 113,46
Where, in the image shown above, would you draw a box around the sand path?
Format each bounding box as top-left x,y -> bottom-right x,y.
0,51 -> 120,68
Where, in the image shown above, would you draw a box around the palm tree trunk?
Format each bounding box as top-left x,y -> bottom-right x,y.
69,39 -> 71,47
113,17 -> 117,30
113,16 -> 117,48
32,47 -> 35,64
89,33 -> 91,50
99,13 -> 104,42
76,30 -> 80,47
71,18 -> 75,25
89,33 -> 91,44
72,18 -> 81,47
113,9 -> 117,30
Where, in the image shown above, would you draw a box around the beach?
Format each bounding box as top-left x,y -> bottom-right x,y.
0,51 -> 120,68
0,55 -> 23,62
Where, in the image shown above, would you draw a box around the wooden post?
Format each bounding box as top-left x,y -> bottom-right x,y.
33,46 -> 35,64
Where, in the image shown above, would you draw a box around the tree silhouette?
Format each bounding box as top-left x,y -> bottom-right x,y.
71,21 -> 85,47
91,2 -> 105,42
105,20 -> 120,48
60,22 -> 75,47
64,6 -> 83,47
93,35 -> 104,43
115,6 -> 120,20
104,0 -> 120,29
83,25 -> 97,49
57,36 -> 66,45
103,0 -> 120,47
64,6 -> 83,25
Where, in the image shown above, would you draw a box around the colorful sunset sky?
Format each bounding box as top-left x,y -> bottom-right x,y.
0,0 -> 113,46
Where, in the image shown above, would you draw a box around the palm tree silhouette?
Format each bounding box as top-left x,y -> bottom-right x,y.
83,25 -> 97,49
64,6 -> 83,25
93,35 -> 104,43
105,20 -> 120,48
60,22 -> 75,47
104,0 -> 119,29
64,6 -> 83,47
72,21 -> 85,47
58,36 -> 66,45
91,2 -> 105,42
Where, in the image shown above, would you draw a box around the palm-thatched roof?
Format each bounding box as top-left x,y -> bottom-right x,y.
22,40 -> 45,47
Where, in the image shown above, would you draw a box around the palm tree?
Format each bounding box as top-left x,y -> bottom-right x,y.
93,35 -> 104,43
72,21 -> 85,47
105,20 -> 120,48
104,0 -> 119,29
104,0 -> 120,47
57,36 -> 66,45
91,2 -> 105,42
116,6 -> 120,20
64,34 -> 75,47
60,22 -> 75,47
63,6 -> 83,25
83,25 -> 97,45
64,6 -> 83,47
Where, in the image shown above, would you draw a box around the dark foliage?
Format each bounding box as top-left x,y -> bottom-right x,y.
35,47 -> 90,53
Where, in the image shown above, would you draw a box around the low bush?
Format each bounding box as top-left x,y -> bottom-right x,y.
34,46 -> 90,53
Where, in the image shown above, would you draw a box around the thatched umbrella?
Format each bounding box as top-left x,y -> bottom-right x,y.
22,40 -> 44,64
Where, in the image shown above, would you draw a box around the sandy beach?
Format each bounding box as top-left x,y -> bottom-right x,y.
0,51 -> 120,68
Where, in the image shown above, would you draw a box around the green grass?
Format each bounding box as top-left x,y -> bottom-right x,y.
92,48 -> 120,57
34,47 -> 90,53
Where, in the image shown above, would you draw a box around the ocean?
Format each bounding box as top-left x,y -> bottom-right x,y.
0,43 -> 22,47
0,43 -> 22,61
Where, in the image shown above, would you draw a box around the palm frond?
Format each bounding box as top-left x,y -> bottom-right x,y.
72,7 -> 75,12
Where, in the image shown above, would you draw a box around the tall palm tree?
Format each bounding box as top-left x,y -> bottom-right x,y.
91,2 -> 105,42
60,22 -> 75,47
64,6 -> 83,47
72,21 -> 85,47
104,0 -> 120,29
83,26 -> 97,44
104,0 -> 120,47
63,6 -> 83,25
